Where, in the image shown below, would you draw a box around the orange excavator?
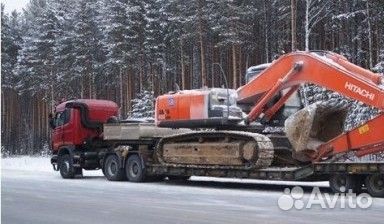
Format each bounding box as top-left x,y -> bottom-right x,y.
155,51 -> 384,167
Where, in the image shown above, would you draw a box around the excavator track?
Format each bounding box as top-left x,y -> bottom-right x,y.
155,131 -> 274,170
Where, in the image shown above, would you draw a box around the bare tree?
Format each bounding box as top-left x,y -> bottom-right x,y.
198,0 -> 207,87
291,0 -> 297,51
263,0 -> 269,62
304,0 -> 331,51
366,0 -> 373,69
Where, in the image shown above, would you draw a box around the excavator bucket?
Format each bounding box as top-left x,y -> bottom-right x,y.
285,100 -> 349,162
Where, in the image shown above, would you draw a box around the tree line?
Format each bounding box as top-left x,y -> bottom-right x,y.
1,0 -> 384,155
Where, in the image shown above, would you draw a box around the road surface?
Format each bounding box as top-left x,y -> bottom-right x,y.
2,157 -> 384,224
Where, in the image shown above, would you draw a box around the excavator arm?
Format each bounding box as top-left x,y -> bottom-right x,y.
237,51 -> 384,161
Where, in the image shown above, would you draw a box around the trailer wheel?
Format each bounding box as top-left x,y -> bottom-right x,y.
125,154 -> 146,182
59,154 -> 75,179
365,174 -> 384,197
103,154 -> 126,181
329,174 -> 361,193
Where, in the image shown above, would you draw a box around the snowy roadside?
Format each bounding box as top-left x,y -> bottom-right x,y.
1,156 -> 103,177
1,156 -> 329,188
2,156 -> 54,172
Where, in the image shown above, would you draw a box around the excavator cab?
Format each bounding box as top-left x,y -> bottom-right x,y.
243,63 -> 302,126
245,63 -> 271,83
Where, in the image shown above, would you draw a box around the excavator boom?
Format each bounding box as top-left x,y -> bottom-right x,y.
237,51 -> 383,110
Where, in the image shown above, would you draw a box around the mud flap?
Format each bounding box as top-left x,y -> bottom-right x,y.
51,155 -> 59,171
285,99 -> 349,162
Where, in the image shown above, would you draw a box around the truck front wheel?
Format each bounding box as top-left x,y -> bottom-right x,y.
59,154 -> 75,179
125,154 -> 146,182
103,154 -> 126,181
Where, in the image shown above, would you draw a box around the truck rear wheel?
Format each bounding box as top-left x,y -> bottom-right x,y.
365,174 -> 384,197
329,174 -> 361,193
125,154 -> 146,182
103,154 -> 126,181
59,154 -> 76,179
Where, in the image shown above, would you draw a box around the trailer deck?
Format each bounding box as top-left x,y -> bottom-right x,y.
103,123 -> 384,182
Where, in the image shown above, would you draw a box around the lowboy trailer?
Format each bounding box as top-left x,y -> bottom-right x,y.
51,121 -> 384,197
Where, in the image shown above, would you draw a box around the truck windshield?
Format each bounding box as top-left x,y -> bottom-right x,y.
54,109 -> 71,127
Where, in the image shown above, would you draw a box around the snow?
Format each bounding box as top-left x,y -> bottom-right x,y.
246,63 -> 271,72
3,157 -> 384,224
1,156 -> 101,176
333,10 -> 367,20
311,52 -> 346,70
2,156 -> 52,172
262,126 -> 284,133
128,90 -> 155,119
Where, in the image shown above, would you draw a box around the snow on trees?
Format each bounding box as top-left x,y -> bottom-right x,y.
1,0 -> 384,154
128,90 -> 154,119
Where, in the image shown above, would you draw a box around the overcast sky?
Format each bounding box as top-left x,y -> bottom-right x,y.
1,0 -> 29,13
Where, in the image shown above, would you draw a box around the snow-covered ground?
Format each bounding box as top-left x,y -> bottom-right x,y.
2,156 -> 58,172
1,156 -> 101,175
2,156 -> 384,224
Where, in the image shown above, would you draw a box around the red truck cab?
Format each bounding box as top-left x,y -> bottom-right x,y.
51,99 -> 119,152
50,99 -> 118,177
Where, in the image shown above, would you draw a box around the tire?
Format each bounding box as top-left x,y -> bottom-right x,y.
103,154 -> 126,181
59,154 -> 75,179
125,154 -> 146,182
365,174 -> 384,197
329,174 -> 361,193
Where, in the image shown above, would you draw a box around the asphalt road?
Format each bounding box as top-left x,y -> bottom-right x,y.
2,169 -> 384,224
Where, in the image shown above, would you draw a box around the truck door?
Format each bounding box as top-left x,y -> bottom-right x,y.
53,109 -> 71,148
52,111 -> 64,150
51,115 -> 61,150
59,108 -> 72,146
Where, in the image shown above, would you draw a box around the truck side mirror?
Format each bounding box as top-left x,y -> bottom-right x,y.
48,113 -> 56,129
